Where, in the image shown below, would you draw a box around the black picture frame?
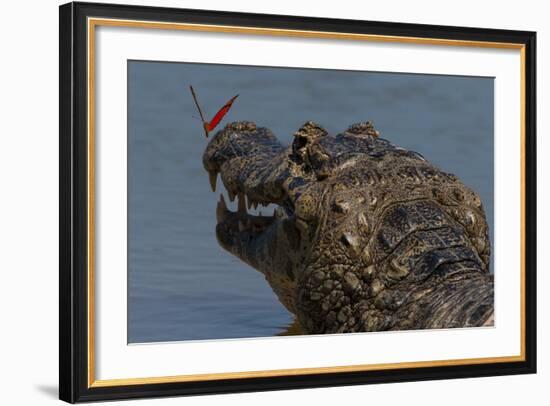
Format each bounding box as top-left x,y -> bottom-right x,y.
59,1 -> 537,403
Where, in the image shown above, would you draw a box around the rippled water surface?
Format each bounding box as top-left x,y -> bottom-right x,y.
128,61 -> 494,343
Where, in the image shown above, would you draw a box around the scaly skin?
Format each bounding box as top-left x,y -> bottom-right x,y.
203,120 -> 493,334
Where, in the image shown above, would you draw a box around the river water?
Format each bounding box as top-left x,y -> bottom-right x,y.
128,61 -> 494,343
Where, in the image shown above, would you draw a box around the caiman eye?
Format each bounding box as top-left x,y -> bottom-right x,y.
294,134 -> 308,150
291,121 -> 327,165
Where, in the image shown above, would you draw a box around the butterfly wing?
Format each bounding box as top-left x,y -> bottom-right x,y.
206,94 -> 239,132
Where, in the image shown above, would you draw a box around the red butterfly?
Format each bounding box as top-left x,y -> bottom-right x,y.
189,85 -> 239,138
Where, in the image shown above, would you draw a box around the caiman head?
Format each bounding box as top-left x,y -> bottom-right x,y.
203,121 -> 494,334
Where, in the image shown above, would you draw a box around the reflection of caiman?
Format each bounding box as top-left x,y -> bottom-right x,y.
203,120 -> 494,334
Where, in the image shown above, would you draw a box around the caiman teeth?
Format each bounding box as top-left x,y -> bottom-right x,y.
216,194 -> 228,222
245,197 -> 259,211
238,193 -> 247,213
208,171 -> 218,192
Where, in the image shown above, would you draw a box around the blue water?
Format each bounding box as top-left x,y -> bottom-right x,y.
127,61 -> 494,343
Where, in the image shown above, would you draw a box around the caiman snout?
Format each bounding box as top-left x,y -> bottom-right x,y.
203,121 -> 289,205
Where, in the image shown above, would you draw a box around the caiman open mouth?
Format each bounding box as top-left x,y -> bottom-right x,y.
212,185 -> 296,269
215,192 -> 279,242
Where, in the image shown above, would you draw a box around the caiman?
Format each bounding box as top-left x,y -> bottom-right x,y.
202,120 -> 494,334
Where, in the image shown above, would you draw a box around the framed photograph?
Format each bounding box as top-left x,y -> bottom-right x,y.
59,1 -> 536,403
